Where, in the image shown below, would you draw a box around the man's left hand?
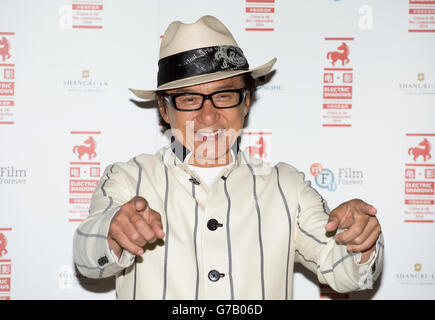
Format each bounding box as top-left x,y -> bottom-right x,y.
325,199 -> 381,263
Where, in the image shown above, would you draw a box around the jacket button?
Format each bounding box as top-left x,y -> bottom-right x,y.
208,270 -> 225,282
98,256 -> 109,266
189,177 -> 200,185
207,219 -> 223,231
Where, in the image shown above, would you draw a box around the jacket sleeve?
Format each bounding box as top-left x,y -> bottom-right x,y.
294,171 -> 384,293
73,163 -> 137,279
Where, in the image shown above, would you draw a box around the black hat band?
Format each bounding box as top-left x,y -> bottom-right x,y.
157,45 -> 250,87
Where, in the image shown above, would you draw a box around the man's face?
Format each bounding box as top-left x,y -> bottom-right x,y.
158,75 -> 251,167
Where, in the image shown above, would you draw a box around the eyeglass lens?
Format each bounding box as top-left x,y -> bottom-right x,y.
174,90 -> 243,110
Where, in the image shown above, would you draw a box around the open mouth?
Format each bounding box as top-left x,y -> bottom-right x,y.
195,129 -> 226,142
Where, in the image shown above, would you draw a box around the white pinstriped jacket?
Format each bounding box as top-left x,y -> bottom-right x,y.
73,140 -> 384,300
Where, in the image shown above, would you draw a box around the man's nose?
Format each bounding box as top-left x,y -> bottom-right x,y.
198,98 -> 218,124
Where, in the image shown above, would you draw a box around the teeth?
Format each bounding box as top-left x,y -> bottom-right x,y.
197,129 -> 224,137
200,132 -> 217,137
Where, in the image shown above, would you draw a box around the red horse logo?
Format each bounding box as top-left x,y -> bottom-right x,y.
0,37 -> 11,62
327,42 -> 350,66
73,136 -> 97,160
408,138 -> 432,162
0,233 -> 8,258
245,136 -> 267,159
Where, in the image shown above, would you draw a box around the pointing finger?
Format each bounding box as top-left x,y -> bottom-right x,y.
133,196 -> 149,213
352,199 -> 377,217
325,201 -> 357,232
362,202 -> 377,216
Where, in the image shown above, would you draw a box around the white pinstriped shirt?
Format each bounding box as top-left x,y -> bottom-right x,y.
73,140 -> 384,300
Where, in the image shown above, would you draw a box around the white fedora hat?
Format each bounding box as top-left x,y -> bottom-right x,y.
129,15 -> 277,100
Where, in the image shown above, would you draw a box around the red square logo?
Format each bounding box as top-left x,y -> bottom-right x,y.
324,73 -> 334,84
0,264 -> 11,275
70,167 -> 80,178
90,167 -> 100,178
343,73 -> 353,83
3,69 -> 14,80
405,168 -> 415,179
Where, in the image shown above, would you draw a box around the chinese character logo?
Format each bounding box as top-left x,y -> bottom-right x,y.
0,37 -> 11,62
327,42 -> 350,66
0,233 -> 8,258
73,136 -> 97,160
408,138 -> 432,162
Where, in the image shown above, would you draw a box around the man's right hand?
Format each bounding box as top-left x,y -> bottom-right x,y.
108,196 -> 165,259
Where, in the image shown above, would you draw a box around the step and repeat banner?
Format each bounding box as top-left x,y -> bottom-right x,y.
0,0 -> 434,300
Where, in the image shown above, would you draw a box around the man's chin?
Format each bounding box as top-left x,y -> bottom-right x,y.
192,150 -> 230,166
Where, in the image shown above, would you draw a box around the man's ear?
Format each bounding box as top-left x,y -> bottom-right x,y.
158,97 -> 170,124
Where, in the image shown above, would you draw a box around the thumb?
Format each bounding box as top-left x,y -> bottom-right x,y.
325,214 -> 339,232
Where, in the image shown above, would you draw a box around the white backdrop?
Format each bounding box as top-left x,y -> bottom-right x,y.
0,0 -> 434,300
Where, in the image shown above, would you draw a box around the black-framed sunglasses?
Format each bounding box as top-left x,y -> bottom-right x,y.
164,88 -> 246,111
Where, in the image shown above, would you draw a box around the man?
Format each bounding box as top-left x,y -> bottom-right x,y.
73,15 -> 383,300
